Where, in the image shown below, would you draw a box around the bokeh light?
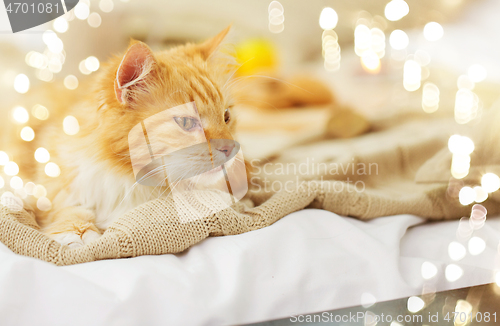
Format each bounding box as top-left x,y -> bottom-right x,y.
10,176 -> 23,190
32,104 -> 50,120
42,30 -> 64,53
361,50 -> 381,73
85,56 -> 100,72
268,1 -> 284,33
421,261 -> 438,279
24,182 -> 35,195
454,300 -> 473,326
451,153 -> 470,179
0,152 -> 9,165
45,162 -> 61,177
4,161 -> 19,176
64,75 -> 79,90
319,7 -> 338,30
63,115 -> 80,135
448,135 -> 474,155
459,186 -> 475,205
468,236 -> 486,255
34,147 -> 50,163
423,22 -> 444,41
75,2 -> 90,20
88,12 -> 102,28
12,106 -> 29,123
25,51 -> 48,69
445,264 -> 463,282
36,68 -> 54,82
473,186 -> 488,203
481,173 -> 500,193
20,126 -> 35,142
389,29 -> 409,50
470,204 -> 487,230
33,184 -> 47,198
403,59 -> 421,91
407,296 -> 425,313
448,241 -> 466,261
37,196 -> 52,211
14,74 -> 30,93
99,0 -> 114,12
79,60 -> 92,75
384,0 -> 409,21
468,64 -> 487,83
422,82 -> 439,113
53,17 -> 69,33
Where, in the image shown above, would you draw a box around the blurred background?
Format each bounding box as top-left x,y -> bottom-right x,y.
0,0 -> 500,158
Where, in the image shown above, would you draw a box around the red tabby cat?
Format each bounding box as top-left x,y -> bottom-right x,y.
14,26 -> 241,247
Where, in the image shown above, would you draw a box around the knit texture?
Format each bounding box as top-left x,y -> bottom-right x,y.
0,118 -> 496,265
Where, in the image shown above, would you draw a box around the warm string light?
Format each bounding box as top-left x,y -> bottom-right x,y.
454,88 -> 479,124
45,162 -> 61,178
42,30 -> 63,53
20,126 -> 35,142
468,64 -> 487,82
32,104 -> 50,120
448,134 -> 474,180
320,8 -> 340,72
384,0 -> 409,21
454,300 -> 473,326
12,106 -> 29,123
268,1 -> 284,33
0,152 -> 9,165
421,261 -> 438,280
84,56 -> 100,72
403,59 -> 421,91
21,0 -> 107,87
319,7 -> 338,30
4,162 -> 19,176
53,17 -> 69,33
445,264 -> 463,282
354,14 -> 385,74
453,64 -> 486,124
407,296 -> 425,313
14,74 -> 30,93
88,12 -> 102,28
421,82 -> 440,113
75,1 -> 90,20
99,0 -> 114,13
389,29 -> 408,50
34,148 -> 50,163
63,116 -> 80,135
64,75 -> 79,90
2,0 -> 114,211
423,22 -> 444,42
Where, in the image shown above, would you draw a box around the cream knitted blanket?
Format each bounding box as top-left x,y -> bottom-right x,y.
0,117 -> 496,265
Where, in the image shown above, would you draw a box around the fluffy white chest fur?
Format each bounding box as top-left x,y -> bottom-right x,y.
62,158 -> 159,230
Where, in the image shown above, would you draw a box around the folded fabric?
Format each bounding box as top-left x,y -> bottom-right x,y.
1,118 -> 496,265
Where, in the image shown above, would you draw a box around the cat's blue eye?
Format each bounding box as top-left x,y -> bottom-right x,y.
174,117 -> 198,131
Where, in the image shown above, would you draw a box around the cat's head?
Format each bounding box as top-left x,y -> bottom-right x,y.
95,26 -> 243,189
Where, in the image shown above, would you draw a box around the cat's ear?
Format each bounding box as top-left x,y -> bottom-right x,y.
198,25 -> 231,59
114,41 -> 156,104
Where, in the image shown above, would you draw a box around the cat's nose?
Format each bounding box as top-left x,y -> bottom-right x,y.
216,145 -> 235,157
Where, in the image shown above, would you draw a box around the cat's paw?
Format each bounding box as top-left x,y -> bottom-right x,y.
51,230 -> 101,249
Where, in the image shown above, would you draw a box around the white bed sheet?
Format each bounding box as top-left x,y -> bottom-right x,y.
0,209 -> 499,326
